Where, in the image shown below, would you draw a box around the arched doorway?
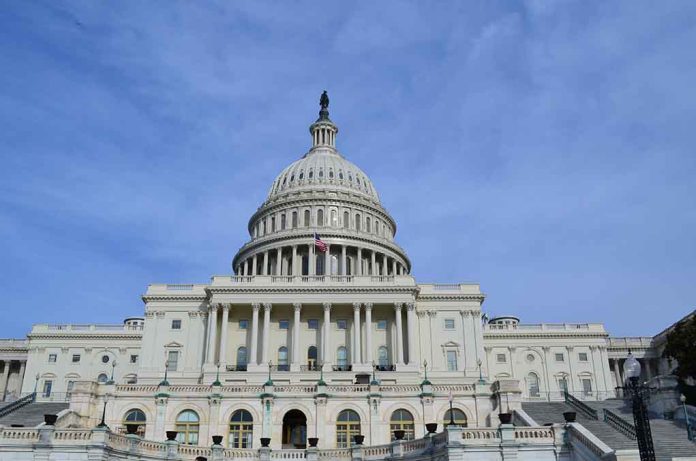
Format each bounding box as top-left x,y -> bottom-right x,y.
282,409 -> 307,449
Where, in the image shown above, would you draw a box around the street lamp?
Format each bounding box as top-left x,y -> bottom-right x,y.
97,394 -> 109,429
477,359 -> 484,383
106,361 -> 117,385
622,352 -> 656,461
680,394 -> 693,441
447,389 -> 455,426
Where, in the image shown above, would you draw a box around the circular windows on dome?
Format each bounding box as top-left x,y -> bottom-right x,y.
526,354 -> 535,363
102,355 -> 110,364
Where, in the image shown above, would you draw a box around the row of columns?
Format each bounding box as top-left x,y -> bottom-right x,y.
0,360 -> 25,402
204,302 -> 418,368
236,244 -> 407,277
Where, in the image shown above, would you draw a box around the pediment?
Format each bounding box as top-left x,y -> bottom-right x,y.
164,341 -> 183,348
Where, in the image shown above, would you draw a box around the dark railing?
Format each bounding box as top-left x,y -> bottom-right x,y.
225,365 -> 247,372
374,364 -> 395,371
270,365 -> 290,372
332,365 -> 352,371
564,391 -> 598,420
0,392 -> 35,418
603,409 -> 636,440
300,365 -> 321,372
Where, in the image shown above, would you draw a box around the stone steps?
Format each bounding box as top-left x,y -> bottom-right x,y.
0,402 -> 69,427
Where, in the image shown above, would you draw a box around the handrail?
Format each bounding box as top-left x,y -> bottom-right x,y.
603,409 -> 636,440
0,392 -> 35,418
564,391 -> 598,420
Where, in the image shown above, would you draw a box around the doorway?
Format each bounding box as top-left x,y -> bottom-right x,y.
282,409 -> 307,448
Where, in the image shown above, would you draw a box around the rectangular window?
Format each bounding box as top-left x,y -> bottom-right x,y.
336,319 -> 348,330
308,319 -> 319,330
48,354 -> 57,363
376,320 -> 387,330
582,378 -> 593,396
130,354 -> 138,364
558,378 -> 568,393
279,319 -> 289,330
42,380 -> 53,397
67,380 -> 75,393
447,351 -> 458,371
239,319 -> 249,330
496,354 -> 507,363
171,319 -> 182,330
444,319 -> 455,330
166,351 -> 179,371
555,353 -> 565,362
71,354 -> 80,363
578,352 -> 588,362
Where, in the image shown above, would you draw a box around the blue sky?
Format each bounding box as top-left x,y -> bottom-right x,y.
1,1 -> 695,338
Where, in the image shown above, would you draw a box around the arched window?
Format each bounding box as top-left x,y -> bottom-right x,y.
355,214 -> 361,231
236,347 -> 248,371
309,169 -> 314,179
390,409 -> 415,440
304,210 -> 310,227
292,212 -> 298,228
336,410 -> 361,448
375,221 -> 380,235
278,347 -> 289,371
339,171 -> 344,180
123,409 -> 146,435
175,410 -> 200,445
229,410 -> 253,448
378,346 -> 389,369
299,171 -> 304,180
329,169 -> 334,179
317,209 -> 324,226
527,372 -> 540,397
330,209 -> 337,227
336,346 -> 348,370
271,216 -> 276,232
443,409 -> 468,427
366,217 -> 371,233
343,211 -> 350,228
307,346 -> 318,371
97,373 -> 108,384
281,214 -> 286,230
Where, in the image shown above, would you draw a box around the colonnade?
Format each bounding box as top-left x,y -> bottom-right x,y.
204,302 -> 419,369
235,243 -> 407,278
0,360 -> 26,402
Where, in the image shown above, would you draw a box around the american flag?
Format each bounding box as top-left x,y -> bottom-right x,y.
314,233 -> 327,253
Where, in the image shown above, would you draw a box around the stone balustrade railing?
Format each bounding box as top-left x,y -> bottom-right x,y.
485,323 -> 605,332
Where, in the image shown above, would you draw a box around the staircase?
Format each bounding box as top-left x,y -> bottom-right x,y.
0,402 -> 69,427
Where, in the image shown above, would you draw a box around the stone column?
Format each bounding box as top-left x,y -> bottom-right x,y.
323,303 -> 332,366
612,359 -> 622,388
219,305 -> 230,367
0,361 -> 10,401
206,305 -> 219,364
394,303 -> 404,365
357,248 -> 363,276
309,243 -> 316,276
261,304 -> 272,364
243,260 -> 249,276
17,361 -> 25,395
460,311 -> 471,372
252,254 -> 258,276
508,347 -> 517,378
406,303 -> 417,365
276,248 -> 282,276
364,303 -> 373,364
341,245 -> 347,276
566,346 -> 575,392
371,252 -> 376,276
541,347 -> 552,397
324,244 -> 331,275
292,303 -> 301,370
250,304 -> 260,365
262,251 -> 268,276
392,259 -> 397,276
382,254 -> 387,276
292,245 -> 298,276
352,303 -> 362,365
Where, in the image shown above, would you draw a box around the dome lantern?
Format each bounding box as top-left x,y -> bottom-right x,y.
309,90 -> 338,149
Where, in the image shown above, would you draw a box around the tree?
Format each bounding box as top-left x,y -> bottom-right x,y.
662,313 -> 696,379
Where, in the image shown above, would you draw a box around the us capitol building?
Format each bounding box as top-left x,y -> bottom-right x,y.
0,94 -> 689,461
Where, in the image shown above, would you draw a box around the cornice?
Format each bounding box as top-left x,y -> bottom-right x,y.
207,286 -> 418,295
416,294 -> 486,302
27,333 -> 142,341
142,295 -> 208,303
484,332 -> 609,340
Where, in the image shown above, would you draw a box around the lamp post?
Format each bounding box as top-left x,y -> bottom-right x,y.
106,361 -> 117,385
680,394 -> 693,441
477,359 -> 484,383
159,361 -> 170,386
620,352 -> 655,461
33,373 -> 39,396
447,389 -> 455,426
97,394 -> 109,429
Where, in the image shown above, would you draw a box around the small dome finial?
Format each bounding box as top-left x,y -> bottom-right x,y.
319,90 -> 330,120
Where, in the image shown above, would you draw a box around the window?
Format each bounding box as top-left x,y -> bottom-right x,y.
271,216 -> 276,232
277,347 -> 289,371
377,346 -> 389,369
443,409 -> 468,427
555,353 -> 565,362
355,214 -> 361,231
330,209 -> 337,227
578,352 -> 588,362
307,346 -> 318,370
292,212 -> 298,228
526,353 -> 535,363
390,409 -> 415,440
167,351 -> 179,371
123,409 -> 146,436
236,347 -> 248,370
278,319 -> 289,330
343,211 -> 349,228
558,377 -> 568,393
581,378 -> 593,396
171,319 -> 182,330
446,351 -> 458,371
376,320 -> 387,330
130,355 -> 138,364
229,410 -> 253,448
366,217 -> 371,233
175,410 -> 200,445
281,214 -> 286,230
71,354 -> 80,363
336,410 -> 361,448
317,209 -> 324,226
66,380 -> 75,393
496,354 -> 507,363
48,354 -> 57,363
239,319 -> 249,330
444,319 -> 455,330
42,380 -> 53,397
101,355 -> 110,364
307,319 -> 319,330
97,373 -> 108,384
336,346 -> 348,369
527,373 -> 540,397
304,210 -> 310,227
336,319 -> 348,330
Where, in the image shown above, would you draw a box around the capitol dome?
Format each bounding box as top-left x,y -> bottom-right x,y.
232,92 -> 410,277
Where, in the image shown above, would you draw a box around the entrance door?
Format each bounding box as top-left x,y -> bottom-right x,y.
282,409 -> 307,449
